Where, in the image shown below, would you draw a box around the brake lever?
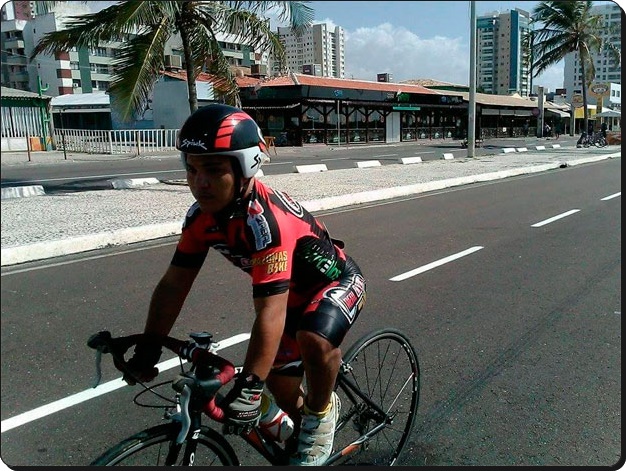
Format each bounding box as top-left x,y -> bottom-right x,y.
176,384 -> 192,444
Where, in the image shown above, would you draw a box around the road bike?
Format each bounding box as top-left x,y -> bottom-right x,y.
87,327 -> 420,466
578,131 -> 608,148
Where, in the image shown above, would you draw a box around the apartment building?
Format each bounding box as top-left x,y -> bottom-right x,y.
476,8 -> 531,96
277,23 -> 345,78
1,0 -> 271,96
563,2 -> 621,106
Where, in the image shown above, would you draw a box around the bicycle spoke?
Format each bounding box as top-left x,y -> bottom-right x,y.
332,329 -> 420,466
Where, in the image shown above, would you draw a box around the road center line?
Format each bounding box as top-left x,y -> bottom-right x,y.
0,333 -> 250,434
531,209 -> 580,228
601,192 -> 621,201
389,246 -> 484,282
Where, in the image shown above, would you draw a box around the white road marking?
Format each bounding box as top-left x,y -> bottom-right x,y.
373,154 -> 398,158
390,246 -> 484,282
601,192 -> 621,201
531,209 -> 580,228
0,333 -> 250,433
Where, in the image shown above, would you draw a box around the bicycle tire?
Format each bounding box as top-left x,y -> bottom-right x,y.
90,423 -> 239,466
332,328 -> 420,466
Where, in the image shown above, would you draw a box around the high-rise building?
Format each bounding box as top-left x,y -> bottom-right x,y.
563,2 -> 621,103
476,8 -> 531,96
277,23 -> 345,78
1,1 -> 270,95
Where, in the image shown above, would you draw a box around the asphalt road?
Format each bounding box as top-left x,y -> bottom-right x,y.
0,158 -> 621,467
1,135 -> 581,193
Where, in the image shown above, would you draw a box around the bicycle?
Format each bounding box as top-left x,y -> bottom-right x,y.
87,327 -> 420,466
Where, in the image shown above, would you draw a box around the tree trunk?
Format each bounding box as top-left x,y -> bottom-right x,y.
178,7 -> 198,115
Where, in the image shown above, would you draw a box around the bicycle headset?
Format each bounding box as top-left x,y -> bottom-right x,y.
175,104 -> 270,200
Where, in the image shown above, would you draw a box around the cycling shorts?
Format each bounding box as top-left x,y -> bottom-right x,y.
270,256 -> 366,376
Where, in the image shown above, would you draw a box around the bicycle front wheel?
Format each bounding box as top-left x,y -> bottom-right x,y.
90,423 -> 239,466
333,328 -> 420,466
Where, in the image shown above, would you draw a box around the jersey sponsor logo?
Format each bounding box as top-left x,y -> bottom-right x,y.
301,239 -> 342,280
273,189 -> 304,218
252,250 -> 288,274
323,275 -> 366,323
247,199 -> 272,250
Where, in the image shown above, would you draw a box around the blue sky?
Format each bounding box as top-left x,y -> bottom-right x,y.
305,0 -> 622,91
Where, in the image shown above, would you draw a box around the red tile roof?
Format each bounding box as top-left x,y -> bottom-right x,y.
162,70 -> 262,90
257,73 -> 440,95
162,70 -> 440,95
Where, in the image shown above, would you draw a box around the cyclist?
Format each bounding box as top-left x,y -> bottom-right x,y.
117,104 -> 367,466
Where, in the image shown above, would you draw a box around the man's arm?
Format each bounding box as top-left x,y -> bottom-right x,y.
242,291 -> 290,380
143,264 -> 202,338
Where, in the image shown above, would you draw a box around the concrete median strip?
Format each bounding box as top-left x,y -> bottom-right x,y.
1,152 -> 620,266
355,160 -> 382,168
399,156 -> 423,164
1,185 -> 45,200
111,177 -> 161,189
294,164 -> 328,173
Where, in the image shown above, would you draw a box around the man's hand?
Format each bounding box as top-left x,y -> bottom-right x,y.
114,338 -> 163,386
221,373 -> 264,435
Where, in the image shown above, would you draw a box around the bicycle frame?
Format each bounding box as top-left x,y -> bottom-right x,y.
166,362 -> 394,466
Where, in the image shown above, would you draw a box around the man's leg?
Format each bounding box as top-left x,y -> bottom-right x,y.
265,373 -> 305,422
297,330 -> 342,412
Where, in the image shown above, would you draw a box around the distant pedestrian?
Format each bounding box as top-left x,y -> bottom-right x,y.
555,122 -> 561,140
600,121 -> 607,139
523,120 -> 529,137
587,120 -> 594,136
544,123 -> 551,139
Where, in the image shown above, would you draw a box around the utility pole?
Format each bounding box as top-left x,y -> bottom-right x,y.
37,75 -> 51,150
467,0 -> 477,157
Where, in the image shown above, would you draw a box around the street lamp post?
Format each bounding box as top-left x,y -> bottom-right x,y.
467,0 -> 477,157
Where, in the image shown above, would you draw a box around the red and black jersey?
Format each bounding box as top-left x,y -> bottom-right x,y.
171,180 -> 347,300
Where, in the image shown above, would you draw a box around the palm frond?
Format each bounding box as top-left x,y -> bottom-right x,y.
30,1 -> 177,58
108,19 -> 173,122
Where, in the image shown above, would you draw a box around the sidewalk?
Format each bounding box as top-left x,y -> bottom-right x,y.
1,143 -> 621,267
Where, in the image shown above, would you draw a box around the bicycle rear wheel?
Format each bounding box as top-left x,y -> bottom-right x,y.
332,328 -> 420,466
90,423 -> 239,466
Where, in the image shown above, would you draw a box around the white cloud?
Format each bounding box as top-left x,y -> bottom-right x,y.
344,24 -> 468,84
342,22 -> 564,92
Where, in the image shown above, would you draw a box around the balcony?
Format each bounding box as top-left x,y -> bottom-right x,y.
5,55 -> 27,66
5,39 -> 24,49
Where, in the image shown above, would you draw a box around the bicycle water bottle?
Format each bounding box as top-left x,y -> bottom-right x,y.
258,393 -> 294,442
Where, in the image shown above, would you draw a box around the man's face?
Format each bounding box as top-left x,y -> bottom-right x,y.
185,154 -> 237,213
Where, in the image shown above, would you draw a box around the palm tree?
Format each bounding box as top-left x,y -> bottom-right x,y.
529,1 -> 620,138
31,1 -> 314,122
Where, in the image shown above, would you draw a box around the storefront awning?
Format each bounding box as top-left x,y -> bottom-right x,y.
546,109 -> 570,118
242,103 -> 300,110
